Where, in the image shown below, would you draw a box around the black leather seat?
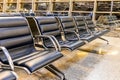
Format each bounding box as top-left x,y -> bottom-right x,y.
0,70 -> 17,80
73,16 -> 98,42
84,16 -> 109,37
0,17 -> 63,75
57,16 -> 89,42
32,17 -> 85,50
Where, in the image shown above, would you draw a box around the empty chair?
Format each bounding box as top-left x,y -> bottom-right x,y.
0,17 -> 65,79
57,16 -> 81,41
83,16 -> 109,44
26,16 -> 85,51
57,16 -> 87,45
84,16 -> 109,37
73,16 -> 98,42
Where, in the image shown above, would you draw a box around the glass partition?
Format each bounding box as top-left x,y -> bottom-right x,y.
113,1 -> 120,12
53,2 -> 69,11
73,1 -> 94,11
35,2 -> 49,11
20,3 -> 32,12
97,1 -> 111,11
6,3 -> 17,11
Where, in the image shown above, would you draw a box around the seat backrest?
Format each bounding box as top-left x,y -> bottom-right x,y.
34,17 -> 62,46
74,16 -> 86,30
35,17 -> 61,37
58,16 -> 76,31
84,16 -> 94,28
58,16 -> 82,40
73,16 -> 90,34
0,17 -> 35,62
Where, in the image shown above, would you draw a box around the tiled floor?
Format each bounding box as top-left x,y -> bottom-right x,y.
15,36 -> 120,80
85,36 -> 120,80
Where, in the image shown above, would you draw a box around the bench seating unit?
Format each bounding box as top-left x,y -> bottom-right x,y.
83,16 -> 109,44
0,17 -> 65,80
84,16 -> 109,37
26,16 -> 85,51
58,16 -> 97,42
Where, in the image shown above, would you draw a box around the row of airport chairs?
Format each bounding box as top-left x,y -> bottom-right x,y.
0,16 -> 110,80
97,15 -> 120,30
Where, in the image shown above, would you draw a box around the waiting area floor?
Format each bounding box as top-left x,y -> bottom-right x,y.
15,31 -> 120,80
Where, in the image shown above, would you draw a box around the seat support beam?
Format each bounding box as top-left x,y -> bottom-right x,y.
98,37 -> 109,44
45,64 -> 66,80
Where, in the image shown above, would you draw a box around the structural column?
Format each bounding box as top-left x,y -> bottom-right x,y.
69,0 -> 73,16
93,0 -> 97,21
110,0 -> 113,16
49,0 -> 53,13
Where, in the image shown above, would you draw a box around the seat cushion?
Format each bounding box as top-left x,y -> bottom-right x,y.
92,29 -> 109,37
60,40 -> 85,50
13,50 -> 63,73
43,39 -> 85,50
0,70 -> 17,80
80,34 -> 97,42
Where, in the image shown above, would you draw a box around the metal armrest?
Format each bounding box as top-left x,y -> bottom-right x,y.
35,35 -> 61,51
64,30 -> 81,40
0,46 -> 14,71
